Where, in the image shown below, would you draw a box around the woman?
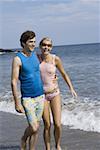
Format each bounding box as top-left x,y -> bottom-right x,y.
38,37 -> 77,150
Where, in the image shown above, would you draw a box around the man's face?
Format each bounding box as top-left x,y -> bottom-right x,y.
25,37 -> 36,51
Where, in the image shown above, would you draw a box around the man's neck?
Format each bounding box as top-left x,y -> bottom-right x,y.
22,49 -> 33,56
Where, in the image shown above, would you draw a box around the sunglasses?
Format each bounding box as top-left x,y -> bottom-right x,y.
42,43 -> 52,47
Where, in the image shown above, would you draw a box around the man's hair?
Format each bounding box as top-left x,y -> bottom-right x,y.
20,30 -> 36,48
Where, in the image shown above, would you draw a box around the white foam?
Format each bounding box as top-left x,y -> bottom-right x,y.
0,101 -> 24,116
61,97 -> 100,133
0,52 -> 6,55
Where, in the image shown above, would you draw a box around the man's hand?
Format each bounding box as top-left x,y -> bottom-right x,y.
53,75 -> 58,83
15,103 -> 24,113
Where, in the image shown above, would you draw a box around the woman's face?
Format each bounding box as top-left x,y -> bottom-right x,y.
40,40 -> 52,55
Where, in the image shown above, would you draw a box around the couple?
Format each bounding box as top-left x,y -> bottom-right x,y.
11,30 -> 77,150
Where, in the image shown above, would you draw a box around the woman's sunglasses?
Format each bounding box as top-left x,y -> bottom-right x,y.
42,43 -> 52,47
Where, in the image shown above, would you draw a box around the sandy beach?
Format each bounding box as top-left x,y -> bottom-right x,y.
0,111 -> 100,150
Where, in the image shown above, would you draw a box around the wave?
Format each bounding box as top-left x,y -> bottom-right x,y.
0,52 -> 6,55
0,93 -> 100,133
61,97 -> 100,133
0,91 -> 23,116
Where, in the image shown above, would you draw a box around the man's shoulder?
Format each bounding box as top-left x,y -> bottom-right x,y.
16,51 -> 21,56
13,55 -> 22,65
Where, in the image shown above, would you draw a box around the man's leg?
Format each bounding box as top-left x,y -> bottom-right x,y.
28,123 -> 39,150
21,122 -> 39,150
21,97 -> 40,150
28,95 -> 45,150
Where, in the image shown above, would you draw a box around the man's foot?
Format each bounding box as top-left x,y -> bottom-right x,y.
21,136 -> 26,150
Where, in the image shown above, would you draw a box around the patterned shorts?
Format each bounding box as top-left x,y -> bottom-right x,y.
21,95 -> 45,125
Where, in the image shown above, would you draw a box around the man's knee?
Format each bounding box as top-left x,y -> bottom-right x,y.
30,123 -> 39,133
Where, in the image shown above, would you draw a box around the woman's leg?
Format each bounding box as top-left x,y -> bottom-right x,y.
42,100 -> 51,150
50,94 -> 62,150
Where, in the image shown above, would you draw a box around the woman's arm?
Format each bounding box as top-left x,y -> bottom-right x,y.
55,56 -> 77,97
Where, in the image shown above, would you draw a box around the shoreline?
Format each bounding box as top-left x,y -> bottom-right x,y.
0,111 -> 100,150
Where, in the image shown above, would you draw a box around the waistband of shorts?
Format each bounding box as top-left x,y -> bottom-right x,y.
22,94 -> 45,100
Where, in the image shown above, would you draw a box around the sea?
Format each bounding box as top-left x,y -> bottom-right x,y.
0,43 -> 100,133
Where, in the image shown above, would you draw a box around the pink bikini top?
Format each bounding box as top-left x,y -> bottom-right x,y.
39,54 -> 58,93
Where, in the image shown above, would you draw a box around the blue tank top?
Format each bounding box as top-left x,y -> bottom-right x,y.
16,52 -> 44,98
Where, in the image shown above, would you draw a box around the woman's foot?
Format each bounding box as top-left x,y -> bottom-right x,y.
21,136 -> 26,150
51,146 -> 62,150
56,145 -> 62,150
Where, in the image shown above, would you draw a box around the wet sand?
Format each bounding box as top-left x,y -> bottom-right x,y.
0,111 -> 100,150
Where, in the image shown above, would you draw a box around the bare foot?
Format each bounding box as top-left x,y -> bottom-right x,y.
21,136 -> 26,150
51,146 -> 62,150
56,145 -> 62,150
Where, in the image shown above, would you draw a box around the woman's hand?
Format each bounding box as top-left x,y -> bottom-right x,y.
70,88 -> 77,98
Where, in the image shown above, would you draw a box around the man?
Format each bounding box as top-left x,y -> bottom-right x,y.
11,30 -> 45,150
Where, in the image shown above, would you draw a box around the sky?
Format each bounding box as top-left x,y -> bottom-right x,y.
0,0 -> 100,49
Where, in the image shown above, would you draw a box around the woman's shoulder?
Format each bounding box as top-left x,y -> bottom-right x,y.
51,54 -> 61,65
53,54 -> 60,61
54,55 -> 62,65
51,54 -> 58,59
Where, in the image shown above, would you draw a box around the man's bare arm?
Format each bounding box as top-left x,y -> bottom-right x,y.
11,56 -> 24,113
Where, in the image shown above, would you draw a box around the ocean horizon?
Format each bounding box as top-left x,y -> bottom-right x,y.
0,42 -> 100,52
